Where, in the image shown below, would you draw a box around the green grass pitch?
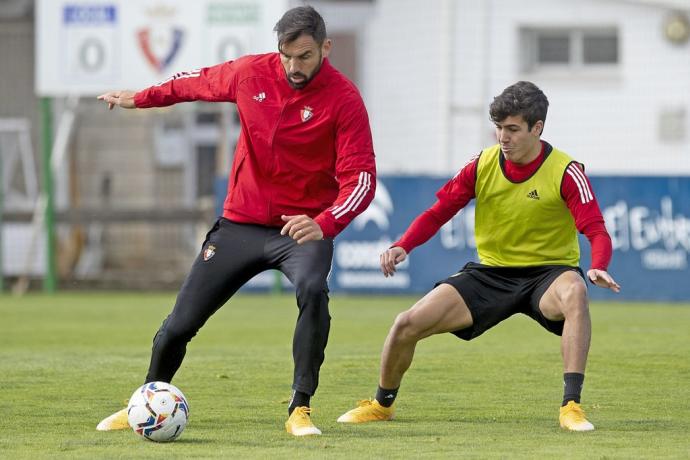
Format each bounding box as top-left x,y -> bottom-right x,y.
1,292 -> 689,459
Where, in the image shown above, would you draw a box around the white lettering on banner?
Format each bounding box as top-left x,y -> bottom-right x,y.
336,238 -> 409,270
440,206 -> 476,250
603,197 -> 690,270
338,271 -> 410,288
337,181 -> 410,288
640,250 -> 687,270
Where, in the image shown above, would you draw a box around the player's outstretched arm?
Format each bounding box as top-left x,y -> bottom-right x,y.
380,246 -> 407,278
587,269 -> 621,293
97,90 -> 137,110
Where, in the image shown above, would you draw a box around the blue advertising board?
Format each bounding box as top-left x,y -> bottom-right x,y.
584,177 -> 690,301
216,176 -> 690,301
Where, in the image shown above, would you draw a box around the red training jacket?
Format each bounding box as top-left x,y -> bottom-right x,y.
134,54 -> 376,238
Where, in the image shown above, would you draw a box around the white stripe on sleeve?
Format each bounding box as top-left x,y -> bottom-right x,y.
332,172 -> 372,219
568,164 -> 593,201
155,69 -> 201,87
566,168 -> 586,203
342,172 -> 372,215
331,172 -> 366,214
566,164 -> 592,204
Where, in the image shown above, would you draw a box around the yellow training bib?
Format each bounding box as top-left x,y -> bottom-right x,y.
474,143 -> 580,267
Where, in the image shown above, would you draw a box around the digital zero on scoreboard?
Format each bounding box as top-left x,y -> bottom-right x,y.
61,4 -> 118,84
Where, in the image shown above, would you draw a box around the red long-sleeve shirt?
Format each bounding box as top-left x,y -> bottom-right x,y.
395,142 -> 612,270
134,54 -> 376,238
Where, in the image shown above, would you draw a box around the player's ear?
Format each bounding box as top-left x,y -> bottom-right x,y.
321,38 -> 332,58
532,120 -> 544,136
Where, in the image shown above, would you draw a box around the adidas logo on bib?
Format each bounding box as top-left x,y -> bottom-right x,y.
527,189 -> 540,200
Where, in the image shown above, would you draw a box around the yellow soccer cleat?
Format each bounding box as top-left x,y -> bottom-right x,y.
559,401 -> 595,432
285,407 -> 322,436
337,399 -> 395,423
96,408 -> 129,431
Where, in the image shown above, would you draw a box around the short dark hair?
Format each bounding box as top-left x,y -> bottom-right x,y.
489,81 -> 549,131
274,6 -> 327,48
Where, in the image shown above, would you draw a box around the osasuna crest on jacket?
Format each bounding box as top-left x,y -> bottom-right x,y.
135,54 -> 376,238
300,106 -> 314,122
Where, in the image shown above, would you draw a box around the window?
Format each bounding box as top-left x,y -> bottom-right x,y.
522,27 -> 619,73
537,34 -> 570,64
582,34 -> 618,64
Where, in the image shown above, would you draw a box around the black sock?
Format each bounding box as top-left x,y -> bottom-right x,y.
288,390 -> 311,415
562,372 -> 585,406
375,386 -> 399,407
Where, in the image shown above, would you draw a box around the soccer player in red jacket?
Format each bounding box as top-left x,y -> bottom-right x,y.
96,6 -> 375,436
338,81 -> 619,431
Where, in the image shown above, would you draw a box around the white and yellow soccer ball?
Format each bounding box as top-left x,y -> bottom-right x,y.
127,382 -> 189,442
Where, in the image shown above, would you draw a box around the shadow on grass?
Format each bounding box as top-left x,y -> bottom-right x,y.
604,419 -> 676,432
165,437 -> 209,444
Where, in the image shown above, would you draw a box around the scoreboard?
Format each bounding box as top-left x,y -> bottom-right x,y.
36,0 -> 288,96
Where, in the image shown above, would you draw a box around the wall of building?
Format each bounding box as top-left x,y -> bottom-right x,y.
485,0 -> 690,175
359,0 -> 449,174
359,0 -> 690,175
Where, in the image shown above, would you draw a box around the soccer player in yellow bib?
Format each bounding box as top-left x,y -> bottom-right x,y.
338,81 -> 620,431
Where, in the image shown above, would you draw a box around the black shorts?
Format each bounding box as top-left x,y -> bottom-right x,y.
437,262 -> 585,341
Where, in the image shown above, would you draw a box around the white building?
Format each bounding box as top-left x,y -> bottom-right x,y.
315,0 -> 690,175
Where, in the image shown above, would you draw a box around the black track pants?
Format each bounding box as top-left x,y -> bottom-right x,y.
145,218 -> 334,395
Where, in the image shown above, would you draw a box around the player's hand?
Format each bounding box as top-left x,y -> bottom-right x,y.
587,269 -> 621,293
97,90 -> 137,110
380,246 -> 407,277
280,215 -> 323,244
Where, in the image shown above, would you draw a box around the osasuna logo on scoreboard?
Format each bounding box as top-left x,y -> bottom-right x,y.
137,5 -> 185,73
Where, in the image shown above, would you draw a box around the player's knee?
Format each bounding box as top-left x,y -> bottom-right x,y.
157,316 -> 198,344
561,280 -> 589,315
295,277 -> 328,300
390,310 -> 423,342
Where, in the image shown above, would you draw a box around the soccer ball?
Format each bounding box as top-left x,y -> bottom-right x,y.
127,382 -> 189,442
